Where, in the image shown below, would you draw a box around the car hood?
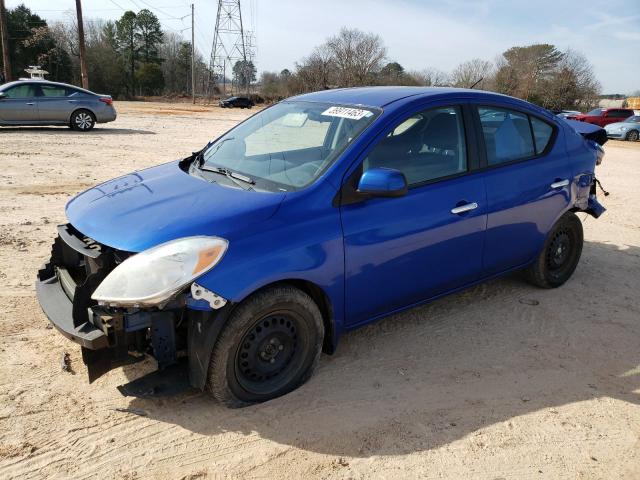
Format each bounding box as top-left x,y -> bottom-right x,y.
66,160 -> 286,252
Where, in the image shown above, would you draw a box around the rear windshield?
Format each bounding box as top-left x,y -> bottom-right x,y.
586,109 -> 603,116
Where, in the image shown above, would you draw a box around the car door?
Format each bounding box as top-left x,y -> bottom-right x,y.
340,104 -> 487,326
0,83 -> 39,123
37,84 -> 75,123
472,104 -> 572,276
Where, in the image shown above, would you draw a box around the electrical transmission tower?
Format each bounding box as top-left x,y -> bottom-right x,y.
208,0 -> 255,96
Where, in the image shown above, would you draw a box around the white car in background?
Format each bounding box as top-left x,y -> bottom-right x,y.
604,115 -> 640,142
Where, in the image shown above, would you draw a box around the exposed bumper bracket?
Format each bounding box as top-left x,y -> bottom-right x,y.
191,283 -> 227,309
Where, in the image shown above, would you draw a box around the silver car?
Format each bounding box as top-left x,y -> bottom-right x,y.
604,115 -> 640,141
0,80 -> 116,131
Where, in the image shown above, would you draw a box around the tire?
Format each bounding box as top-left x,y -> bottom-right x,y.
207,285 -> 324,407
626,130 -> 639,142
70,109 -> 96,131
525,212 -> 584,288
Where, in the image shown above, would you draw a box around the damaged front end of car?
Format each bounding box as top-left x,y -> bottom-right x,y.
35,224 -> 231,388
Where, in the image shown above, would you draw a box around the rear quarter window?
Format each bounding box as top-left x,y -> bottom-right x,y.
530,117 -> 553,154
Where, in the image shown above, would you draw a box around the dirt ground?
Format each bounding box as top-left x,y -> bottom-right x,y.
1,102 -> 639,480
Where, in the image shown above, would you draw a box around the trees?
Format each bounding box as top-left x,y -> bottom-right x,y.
135,62 -> 164,95
232,60 -> 256,91
1,5 -> 71,82
379,62 -> 405,85
115,11 -> 138,95
114,10 -> 164,96
405,68 -> 449,87
450,58 -> 493,89
136,9 -> 163,64
296,45 -> 334,91
325,27 -> 386,86
493,44 -> 600,110
494,44 -> 564,102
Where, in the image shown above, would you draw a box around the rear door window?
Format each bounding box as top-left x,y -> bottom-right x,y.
40,85 -> 68,97
478,107 -> 535,165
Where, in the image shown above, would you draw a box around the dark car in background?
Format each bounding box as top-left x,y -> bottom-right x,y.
219,96 -> 254,109
0,80 -> 116,131
568,108 -> 634,127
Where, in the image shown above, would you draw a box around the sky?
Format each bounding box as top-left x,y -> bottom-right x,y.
6,0 -> 640,94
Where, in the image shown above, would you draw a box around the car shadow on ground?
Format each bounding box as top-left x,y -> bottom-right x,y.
124,239 -> 640,457
0,126 -> 155,135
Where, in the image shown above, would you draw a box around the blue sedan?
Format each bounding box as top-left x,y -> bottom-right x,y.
36,87 -> 606,406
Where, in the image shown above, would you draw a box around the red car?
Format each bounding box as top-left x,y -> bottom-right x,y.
569,108 -> 634,127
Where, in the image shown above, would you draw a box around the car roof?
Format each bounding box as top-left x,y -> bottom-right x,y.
290,86 -> 514,108
0,79 -> 96,95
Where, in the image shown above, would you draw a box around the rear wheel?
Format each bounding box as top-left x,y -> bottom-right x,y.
525,212 -> 583,288
626,130 -> 639,142
207,285 -> 324,407
70,109 -> 95,131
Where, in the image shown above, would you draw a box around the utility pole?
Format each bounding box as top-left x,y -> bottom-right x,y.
75,0 -> 89,89
191,3 -> 195,104
0,0 -> 11,82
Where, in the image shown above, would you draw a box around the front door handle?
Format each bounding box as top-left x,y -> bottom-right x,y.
550,179 -> 569,189
25,102 -> 34,106
451,202 -> 478,215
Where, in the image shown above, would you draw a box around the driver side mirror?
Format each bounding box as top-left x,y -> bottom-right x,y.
357,168 -> 408,198
0,92 -> 6,100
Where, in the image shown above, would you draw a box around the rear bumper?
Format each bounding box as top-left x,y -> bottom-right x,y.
96,107 -> 117,123
35,272 -> 108,349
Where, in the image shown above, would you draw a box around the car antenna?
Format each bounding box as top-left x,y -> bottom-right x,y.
470,77 -> 483,89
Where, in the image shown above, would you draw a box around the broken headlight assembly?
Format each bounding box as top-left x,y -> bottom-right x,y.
92,236 -> 228,307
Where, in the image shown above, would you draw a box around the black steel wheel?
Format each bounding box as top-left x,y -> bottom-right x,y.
525,212 -> 583,288
207,285 -> 324,407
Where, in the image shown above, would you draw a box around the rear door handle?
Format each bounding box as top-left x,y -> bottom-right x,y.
25,102 -> 34,106
451,202 -> 478,215
550,179 -> 569,189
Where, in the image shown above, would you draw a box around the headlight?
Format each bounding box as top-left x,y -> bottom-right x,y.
619,126 -> 628,131
92,236 -> 228,307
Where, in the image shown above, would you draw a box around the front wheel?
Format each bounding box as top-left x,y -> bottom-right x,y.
626,130 -> 639,142
70,109 -> 95,131
207,285 -> 324,407
525,212 -> 584,288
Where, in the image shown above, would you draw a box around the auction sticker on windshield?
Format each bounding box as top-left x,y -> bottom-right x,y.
322,106 -> 372,120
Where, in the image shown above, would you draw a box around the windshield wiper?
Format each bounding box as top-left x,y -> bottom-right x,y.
200,165 -> 255,190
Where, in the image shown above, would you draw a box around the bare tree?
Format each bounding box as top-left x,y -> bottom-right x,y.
406,68 -> 449,87
295,44 -> 335,91
450,58 -> 493,89
325,27 -> 386,86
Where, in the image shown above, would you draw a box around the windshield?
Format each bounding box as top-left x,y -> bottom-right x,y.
199,101 -> 379,191
625,115 -> 640,123
586,109 -> 603,116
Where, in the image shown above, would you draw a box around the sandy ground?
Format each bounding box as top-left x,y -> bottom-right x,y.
0,102 -> 639,480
